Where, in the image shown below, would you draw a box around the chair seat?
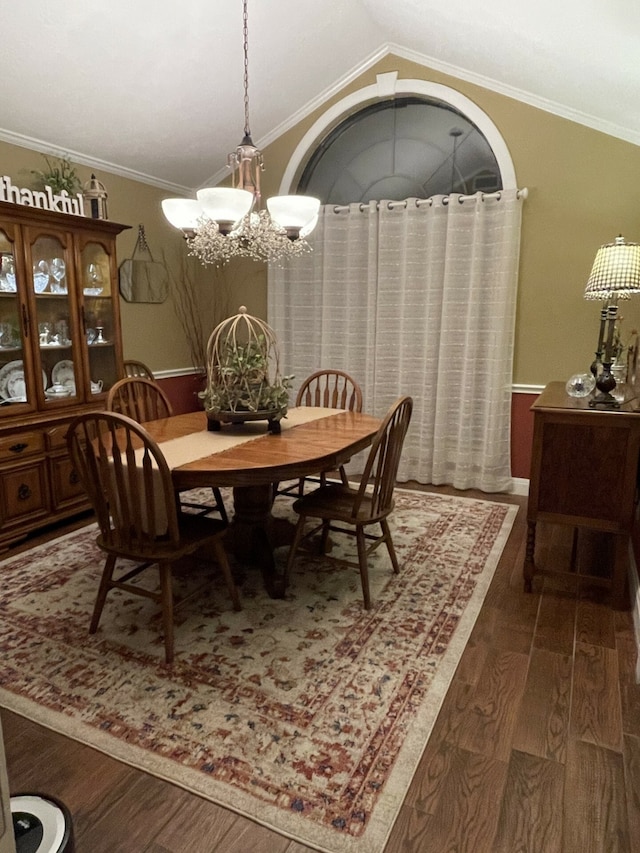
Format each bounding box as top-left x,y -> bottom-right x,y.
293,483 -> 393,525
97,512 -> 227,562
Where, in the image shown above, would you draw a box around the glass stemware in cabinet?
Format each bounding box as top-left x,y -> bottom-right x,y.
33,260 -> 50,293
0,323 -> 19,350
85,263 -> 104,296
0,255 -> 16,292
50,257 -> 66,294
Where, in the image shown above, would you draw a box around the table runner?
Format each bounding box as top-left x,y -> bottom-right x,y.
156,406 -> 340,471
130,407 -> 342,532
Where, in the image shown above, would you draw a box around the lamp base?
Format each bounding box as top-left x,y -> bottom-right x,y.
589,361 -> 619,409
589,391 -> 621,410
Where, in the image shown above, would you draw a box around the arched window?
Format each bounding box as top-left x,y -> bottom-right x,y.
297,96 -> 501,205
272,73 -> 523,492
279,71 -> 516,198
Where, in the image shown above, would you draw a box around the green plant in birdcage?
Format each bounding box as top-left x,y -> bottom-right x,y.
31,155 -> 81,195
200,306 -> 293,431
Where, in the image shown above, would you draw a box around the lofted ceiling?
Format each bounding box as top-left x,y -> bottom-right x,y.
1,1 -> 638,194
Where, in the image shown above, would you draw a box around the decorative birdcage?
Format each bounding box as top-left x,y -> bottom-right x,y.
200,306 -> 293,433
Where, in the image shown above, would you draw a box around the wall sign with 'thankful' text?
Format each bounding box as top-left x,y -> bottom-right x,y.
0,175 -> 85,217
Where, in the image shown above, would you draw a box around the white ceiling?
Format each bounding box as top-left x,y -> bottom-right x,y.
1,1 -> 638,194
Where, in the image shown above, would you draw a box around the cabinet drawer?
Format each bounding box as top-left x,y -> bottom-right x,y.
0,431 -> 45,462
50,453 -> 86,508
0,460 -> 49,525
46,422 -> 72,450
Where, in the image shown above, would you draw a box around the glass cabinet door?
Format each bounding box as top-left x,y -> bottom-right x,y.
0,224 -> 33,411
80,240 -> 118,396
28,230 -> 79,406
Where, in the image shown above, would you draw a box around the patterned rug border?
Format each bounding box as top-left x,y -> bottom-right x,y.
0,488 -> 518,853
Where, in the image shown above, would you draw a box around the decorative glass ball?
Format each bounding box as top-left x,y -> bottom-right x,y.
565,373 -> 596,398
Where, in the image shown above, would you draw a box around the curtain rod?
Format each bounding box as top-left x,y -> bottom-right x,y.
332,188 -> 528,214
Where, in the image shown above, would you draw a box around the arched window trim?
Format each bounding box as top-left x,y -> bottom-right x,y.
279,71 -> 517,195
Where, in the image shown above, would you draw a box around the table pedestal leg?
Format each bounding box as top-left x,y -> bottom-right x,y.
225,484 -> 295,599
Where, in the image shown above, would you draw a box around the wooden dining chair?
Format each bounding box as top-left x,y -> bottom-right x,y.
66,411 -> 241,664
296,369 -> 363,412
107,377 -> 172,422
284,395 -> 413,609
123,359 -> 155,380
107,377 -> 228,524
276,369 -> 364,500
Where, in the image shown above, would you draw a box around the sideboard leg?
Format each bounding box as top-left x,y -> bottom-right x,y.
610,534 -> 631,610
523,520 -> 536,593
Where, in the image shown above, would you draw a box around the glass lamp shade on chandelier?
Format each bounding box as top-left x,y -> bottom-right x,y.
584,234 -> 640,408
162,0 -> 319,266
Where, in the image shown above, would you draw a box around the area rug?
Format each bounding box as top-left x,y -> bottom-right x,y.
0,488 -> 517,853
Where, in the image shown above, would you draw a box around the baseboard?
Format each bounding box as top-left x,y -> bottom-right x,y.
509,477 -> 529,496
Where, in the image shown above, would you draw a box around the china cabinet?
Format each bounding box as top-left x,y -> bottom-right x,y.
0,199 -> 129,549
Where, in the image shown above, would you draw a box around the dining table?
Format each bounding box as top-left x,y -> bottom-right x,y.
140,406 -> 381,597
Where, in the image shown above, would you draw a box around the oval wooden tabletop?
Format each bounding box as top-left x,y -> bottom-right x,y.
141,409 -> 381,488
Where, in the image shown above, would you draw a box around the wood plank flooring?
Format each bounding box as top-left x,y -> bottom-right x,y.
1,484 -> 639,852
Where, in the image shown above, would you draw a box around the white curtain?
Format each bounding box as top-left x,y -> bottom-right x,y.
268,189 -> 524,492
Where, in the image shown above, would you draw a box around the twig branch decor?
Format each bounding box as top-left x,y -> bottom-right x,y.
164,254 -> 233,374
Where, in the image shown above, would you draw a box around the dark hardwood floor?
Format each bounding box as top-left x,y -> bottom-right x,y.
2,484 -> 639,852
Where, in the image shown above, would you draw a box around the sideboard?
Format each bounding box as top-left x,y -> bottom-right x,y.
524,380 -> 640,609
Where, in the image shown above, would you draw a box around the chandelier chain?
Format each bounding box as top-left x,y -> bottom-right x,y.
243,0 -> 250,138
161,0 -> 319,266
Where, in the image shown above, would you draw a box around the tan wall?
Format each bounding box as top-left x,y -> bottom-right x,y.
3,53 -> 639,385
261,54 -> 640,387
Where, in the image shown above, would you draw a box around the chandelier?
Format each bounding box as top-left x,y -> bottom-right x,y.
162,0 -> 320,266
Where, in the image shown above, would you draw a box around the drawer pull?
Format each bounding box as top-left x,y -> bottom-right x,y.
17,483 -> 32,501
9,442 -> 28,454
69,469 -> 79,485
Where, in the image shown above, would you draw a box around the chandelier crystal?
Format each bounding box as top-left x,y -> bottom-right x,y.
161,0 -> 319,266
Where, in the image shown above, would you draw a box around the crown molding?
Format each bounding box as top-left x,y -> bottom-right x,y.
0,127 -> 192,195
385,43 -> 640,149
3,40 -> 637,198
255,41 -> 640,171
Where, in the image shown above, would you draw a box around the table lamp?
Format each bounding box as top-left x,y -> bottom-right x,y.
584,235 -> 640,408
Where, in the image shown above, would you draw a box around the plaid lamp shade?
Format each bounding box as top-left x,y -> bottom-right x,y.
584,235 -> 640,300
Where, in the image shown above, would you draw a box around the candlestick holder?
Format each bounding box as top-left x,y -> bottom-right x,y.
589,305 -> 620,408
